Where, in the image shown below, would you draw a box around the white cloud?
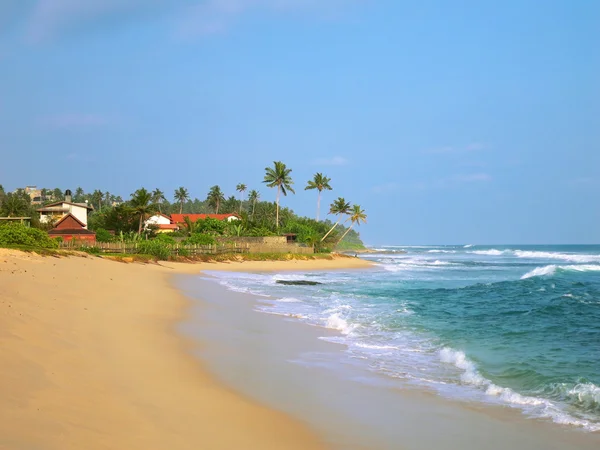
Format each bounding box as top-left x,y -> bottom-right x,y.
19,0 -> 359,42
312,156 -> 349,166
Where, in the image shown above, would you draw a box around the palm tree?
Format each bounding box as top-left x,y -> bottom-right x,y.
305,172 -> 332,221
336,204 -> 367,247
130,188 -> 157,234
236,183 -> 247,213
91,190 -> 103,210
152,188 -> 166,214
104,191 -> 111,207
207,185 -> 225,213
263,161 -> 295,229
74,187 -> 85,203
321,197 -> 351,241
174,187 -> 189,214
248,189 -> 259,220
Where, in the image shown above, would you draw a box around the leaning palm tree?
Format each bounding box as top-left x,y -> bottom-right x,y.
247,189 -> 260,220
305,172 -> 332,221
152,188 -> 166,213
130,188 -> 157,234
236,183 -> 247,213
336,204 -> 367,247
174,187 -> 189,214
321,197 -> 351,241
207,185 -> 225,213
263,161 -> 295,229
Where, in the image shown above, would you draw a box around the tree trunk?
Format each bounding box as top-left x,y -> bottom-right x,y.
138,214 -> 144,235
276,185 -> 280,229
321,220 -> 340,242
179,201 -> 183,214
252,199 -> 256,220
335,224 -> 354,247
316,191 -> 321,221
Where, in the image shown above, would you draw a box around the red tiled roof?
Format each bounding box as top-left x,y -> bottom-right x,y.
170,213 -> 240,223
53,213 -> 86,230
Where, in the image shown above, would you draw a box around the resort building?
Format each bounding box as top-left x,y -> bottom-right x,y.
144,213 -> 180,233
170,213 -> 240,224
36,189 -> 93,228
47,213 -> 96,242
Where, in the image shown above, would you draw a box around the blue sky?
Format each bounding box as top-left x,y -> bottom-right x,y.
1,0 -> 598,244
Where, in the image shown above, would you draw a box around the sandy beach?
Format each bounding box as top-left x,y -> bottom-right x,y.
0,250 -> 371,450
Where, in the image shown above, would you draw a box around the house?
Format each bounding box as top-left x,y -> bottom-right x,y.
36,189 -> 93,228
144,213 -> 179,233
47,213 -> 96,242
170,213 -> 240,225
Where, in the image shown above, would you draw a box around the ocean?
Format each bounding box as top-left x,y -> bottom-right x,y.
201,245 -> 600,433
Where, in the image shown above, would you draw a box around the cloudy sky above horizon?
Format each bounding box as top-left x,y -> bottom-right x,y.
1,0 -> 598,244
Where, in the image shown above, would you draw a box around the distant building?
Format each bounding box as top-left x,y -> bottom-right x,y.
36,189 -> 93,228
145,213 -> 179,233
170,213 -> 240,225
47,213 -> 96,242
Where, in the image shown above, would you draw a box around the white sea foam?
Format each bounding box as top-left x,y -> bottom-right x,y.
514,250 -> 600,263
464,244 -> 474,248
470,249 -> 506,256
277,297 -> 303,303
325,313 -> 355,335
521,264 -> 600,279
355,343 -> 399,350
427,250 -> 456,253
439,348 -> 600,431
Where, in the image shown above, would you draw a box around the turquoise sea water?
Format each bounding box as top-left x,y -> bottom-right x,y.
205,245 -> 600,431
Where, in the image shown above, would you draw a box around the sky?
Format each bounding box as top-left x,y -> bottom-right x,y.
1,0 -> 598,245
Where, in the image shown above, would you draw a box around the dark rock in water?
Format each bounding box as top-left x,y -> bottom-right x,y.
276,280 -> 322,286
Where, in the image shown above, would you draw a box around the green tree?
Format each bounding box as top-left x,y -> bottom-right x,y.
262,161 -> 295,229
91,190 -> 103,210
74,187 -> 85,203
130,188 -> 157,234
336,205 -> 367,246
321,197 -> 351,241
236,183 -> 247,213
206,185 -> 225,213
103,191 -> 111,207
152,188 -> 166,213
0,185 -> 5,208
52,188 -> 64,202
1,192 -> 30,217
305,172 -> 332,221
174,187 -> 189,214
248,189 -> 260,220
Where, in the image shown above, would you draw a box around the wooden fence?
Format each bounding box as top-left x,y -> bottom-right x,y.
58,240 -> 250,256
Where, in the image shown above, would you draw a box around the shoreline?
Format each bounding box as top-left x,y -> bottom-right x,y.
0,250 -> 369,449
179,268 -> 600,450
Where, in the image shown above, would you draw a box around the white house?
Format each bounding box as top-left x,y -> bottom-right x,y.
144,213 -> 179,233
37,191 -> 93,228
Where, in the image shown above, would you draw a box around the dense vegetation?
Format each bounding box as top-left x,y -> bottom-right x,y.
0,222 -> 58,248
0,162 -> 367,254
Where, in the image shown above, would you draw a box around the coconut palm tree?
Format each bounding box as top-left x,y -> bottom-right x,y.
130,188 -> 157,234
236,183 -> 247,213
103,191 -> 111,207
321,197 -> 351,242
174,187 -> 189,214
263,161 -> 295,229
207,185 -> 225,213
91,190 -> 103,210
305,172 -> 332,221
152,188 -> 166,213
248,189 -> 260,220
336,204 -> 367,247
74,187 -> 85,203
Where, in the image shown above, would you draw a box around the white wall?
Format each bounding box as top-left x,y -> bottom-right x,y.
145,215 -> 171,226
68,204 -> 89,227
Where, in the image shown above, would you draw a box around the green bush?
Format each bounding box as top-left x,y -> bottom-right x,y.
0,223 -> 59,248
183,233 -> 216,246
79,246 -> 101,254
95,228 -> 113,243
153,233 -> 176,244
137,240 -> 172,260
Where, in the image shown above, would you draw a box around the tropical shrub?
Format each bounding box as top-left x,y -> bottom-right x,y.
195,217 -> 226,235
153,233 -> 176,245
0,223 -> 59,248
137,240 -> 171,260
95,228 -> 113,243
